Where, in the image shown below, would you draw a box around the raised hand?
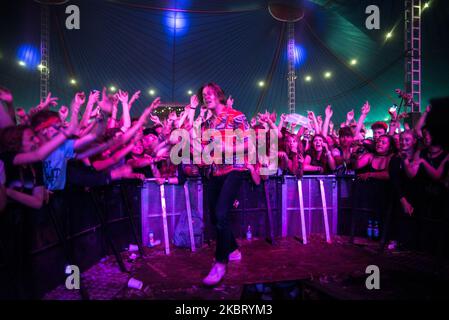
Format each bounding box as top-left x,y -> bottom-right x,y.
37,92 -> 58,110
361,101 -> 370,115
74,92 -> 86,106
146,97 -> 161,114
325,105 -> 333,118
346,109 -> 354,122
129,90 -> 141,105
88,90 -> 100,104
280,113 -> 287,122
226,95 -> 234,108
0,87 -> 13,104
117,90 -> 129,103
149,114 -> 161,125
58,105 -> 69,122
190,94 -> 199,109
250,117 -> 257,127
398,112 -> 409,120
168,111 -> 178,121
307,111 -> 315,121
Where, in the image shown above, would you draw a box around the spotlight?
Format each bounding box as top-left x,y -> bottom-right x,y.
324,71 -> 332,79
385,32 -> 393,40
109,86 -> 117,92
187,90 -> 193,95
423,2 -> 430,9
149,89 -> 155,96
18,60 -> 26,67
350,59 -> 357,66
37,64 -> 46,71
258,81 -> 265,87
304,75 -> 312,82
69,78 -> 77,85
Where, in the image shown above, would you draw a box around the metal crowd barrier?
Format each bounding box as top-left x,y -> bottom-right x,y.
140,175 -> 339,254
140,178 -> 203,255
281,175 -> 338,244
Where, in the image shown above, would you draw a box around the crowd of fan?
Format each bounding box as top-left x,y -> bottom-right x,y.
1,84 -> 448,261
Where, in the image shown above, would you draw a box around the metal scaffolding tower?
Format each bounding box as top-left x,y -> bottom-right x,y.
287,22 -> 297,114
404,0 -> 422,112
40,5 -> 50,101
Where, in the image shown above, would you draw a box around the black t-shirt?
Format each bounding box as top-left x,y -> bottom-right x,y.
0,152 -> 44,194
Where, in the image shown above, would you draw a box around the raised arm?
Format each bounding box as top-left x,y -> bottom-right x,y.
354,101 -> 370,140
117,90 -> 131,132
322,105 -> 333,137
80,90 -> 100,128
120,97 -> 161,145
0,87 -> 16,128
415,105 -> 431,138
128,90 -> 141,111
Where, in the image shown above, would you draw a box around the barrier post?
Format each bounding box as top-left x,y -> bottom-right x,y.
183,182 -> 196,252
319,179 -> 332,243
160,184 -> 170,255
297,179 -> 307,244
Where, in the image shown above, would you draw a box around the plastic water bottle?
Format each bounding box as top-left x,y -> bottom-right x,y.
367,220 -> 373,239
373,221 -> 379,240
246,225 -> 252,241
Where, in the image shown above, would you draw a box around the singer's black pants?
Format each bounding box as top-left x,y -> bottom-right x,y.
206,171 -> 245,263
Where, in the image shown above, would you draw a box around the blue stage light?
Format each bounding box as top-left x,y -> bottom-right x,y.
293,44 -> 307,67
16,44 -> 40,69
165,11 -> 188,35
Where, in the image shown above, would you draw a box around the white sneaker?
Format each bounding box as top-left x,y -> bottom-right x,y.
229,249 -> 242,261
202,263 -> 226,286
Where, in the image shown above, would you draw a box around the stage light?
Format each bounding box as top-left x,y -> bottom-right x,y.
69,78 -> 77,85
386,32 -> 393,40
304,75 -> 312,82
149,89 -> 155,96
165,11 -> 188,36
109,86 -> 117,92
37,64 -> 48,72
18,60 -> 27,67
258,81 -> 265,87
293,44 -> 307,67
350,59 -> 358,66
16,44 -> 40,69
324,71 -> 332,79
187,90 -> 193,95
423,2 -> 430,9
